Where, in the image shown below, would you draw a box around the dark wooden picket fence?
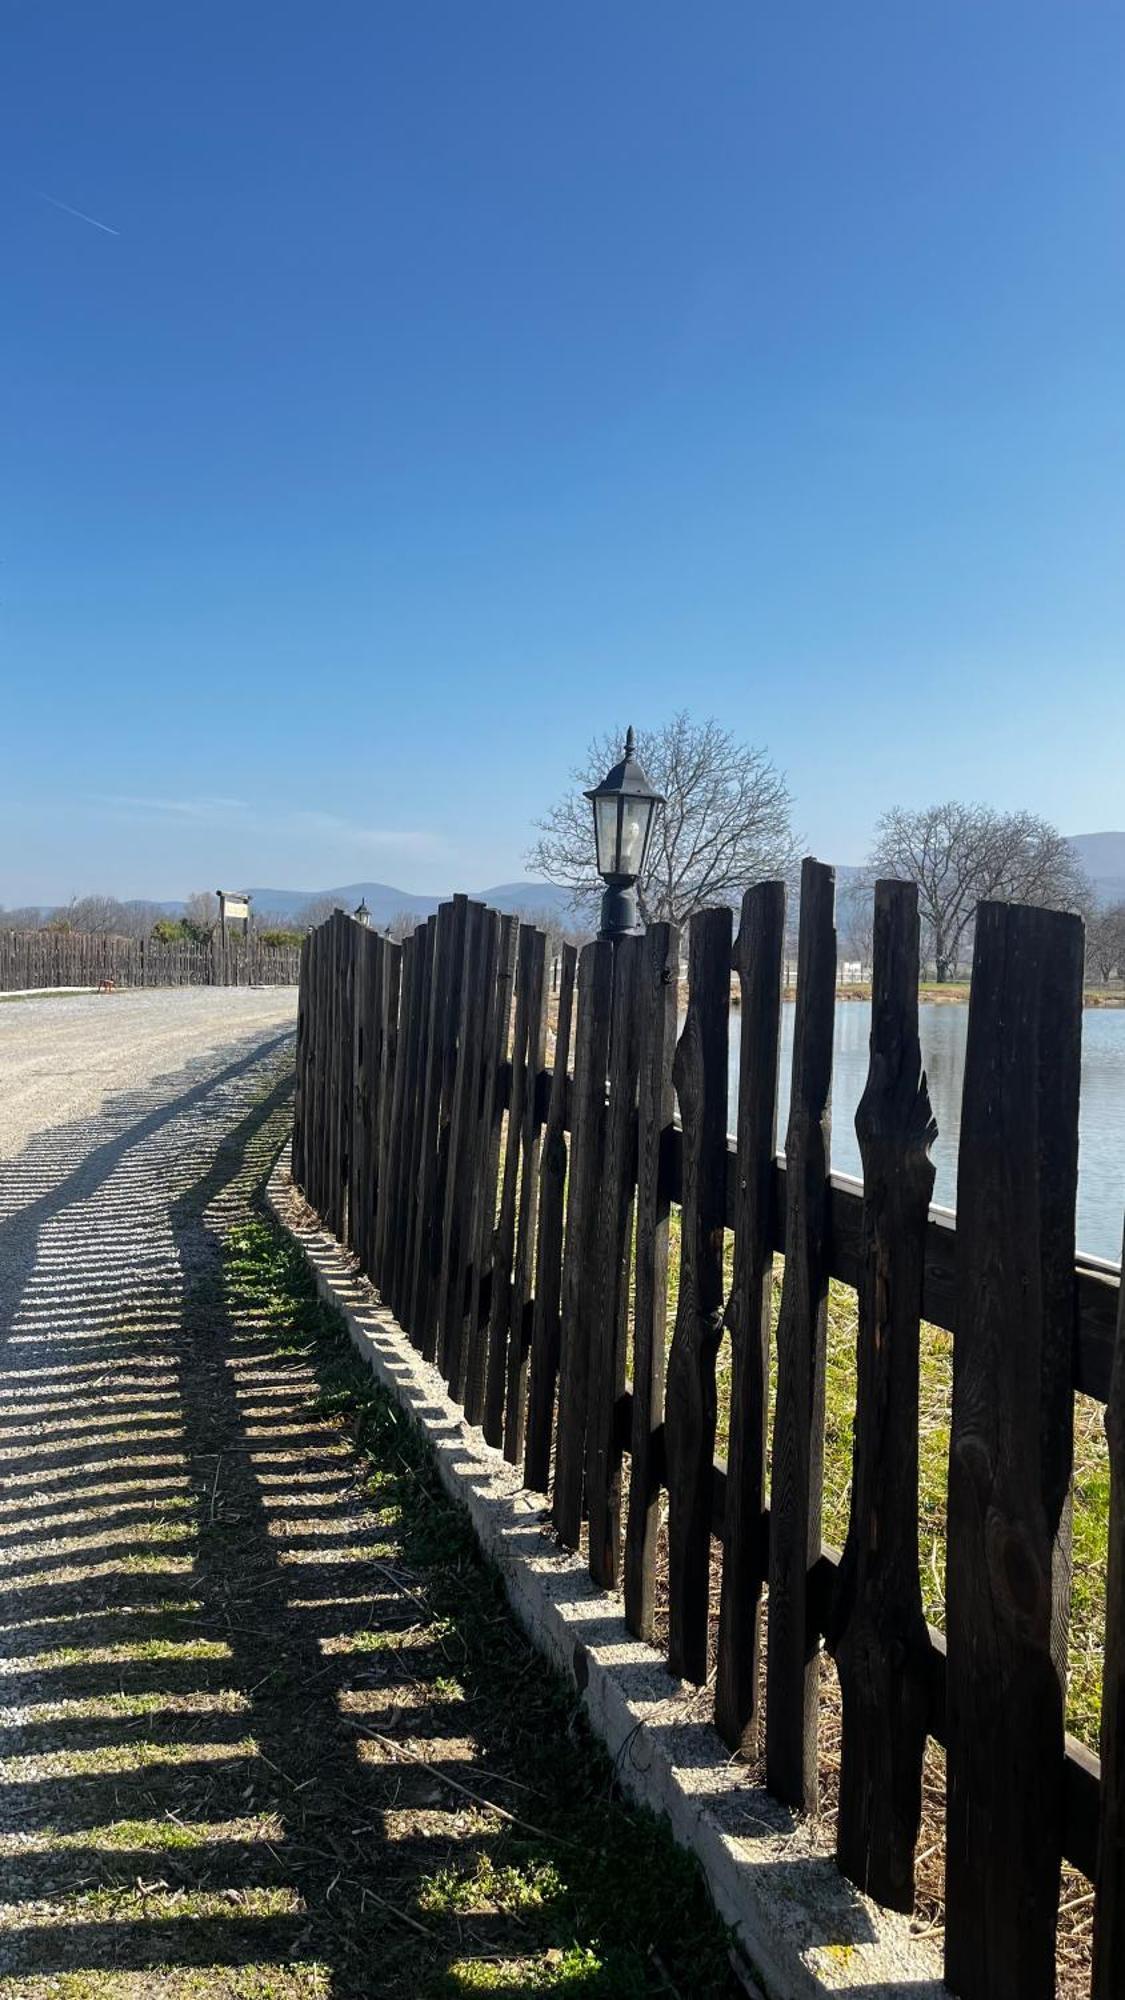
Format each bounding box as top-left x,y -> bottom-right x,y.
290,868 -> 1125,2000
0,929 -> 301,991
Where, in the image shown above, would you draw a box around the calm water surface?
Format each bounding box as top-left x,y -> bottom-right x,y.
727,1000 -> 1125,1265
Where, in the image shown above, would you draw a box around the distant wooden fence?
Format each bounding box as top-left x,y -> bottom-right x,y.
0,930 -> 301,992
291,871 -> 1125,2000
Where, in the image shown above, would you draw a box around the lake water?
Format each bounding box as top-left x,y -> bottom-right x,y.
727,1000 -> 1125,1266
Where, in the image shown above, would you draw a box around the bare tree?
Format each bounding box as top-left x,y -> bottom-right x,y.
868,803 -> 1091,981
54,895 -> 163,939
297,894 -> 349,932
385,908 -> 422,942
1087,902 -> 1125,983
1,905 -> 47,930
837,877 -> 875,975
528,713 -> 798,927
181,891 -> 221,943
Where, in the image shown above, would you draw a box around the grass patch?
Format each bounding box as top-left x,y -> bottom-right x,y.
220,1106 -> 739,1999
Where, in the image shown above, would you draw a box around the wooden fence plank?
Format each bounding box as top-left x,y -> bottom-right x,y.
484,923 -> 538,1447
1094,1213 -> 1125,1997
374,937 -> 401,1287
391,920 -> 434,1321
665,906 -> 731,1684
524,941 -> 578,1493
624,921 -> 679,1640
375,928 -> 412,1294
552,939 -> 613,1548
585,934 -> 643,1588
766,856 -> 836,1807
419,895 -> 469,1363
291,936 -> 309,1190
945,900 -> 1083,2000
715,880 -> 785,1753
463,915 -> 519,1424
828,880 -> 936,1910
503,925 -> 551,1465
437,902 -> 490,1389
407,908 -> 451,1342
349,924 -> 373,1264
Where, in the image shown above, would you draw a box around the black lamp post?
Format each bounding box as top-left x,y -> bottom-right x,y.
354,899 -> 371,927
585,727 -> 664,941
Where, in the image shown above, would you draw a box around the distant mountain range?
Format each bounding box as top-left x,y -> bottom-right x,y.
1068,832 -> 1125,906
245,879 -> 578,926
236,838 -> 1125,921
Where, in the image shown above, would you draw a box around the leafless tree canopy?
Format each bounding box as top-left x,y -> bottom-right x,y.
183,891 -> 220,941
867,802 -> 1091,981
1086,901 -> 1125,983
528,713 -> 798,927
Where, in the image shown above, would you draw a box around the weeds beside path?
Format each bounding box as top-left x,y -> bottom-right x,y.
0,1019 -> 736,2000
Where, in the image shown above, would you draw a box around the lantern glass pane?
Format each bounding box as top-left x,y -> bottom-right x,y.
618,797 -> 653,878
593,796 -> 620,876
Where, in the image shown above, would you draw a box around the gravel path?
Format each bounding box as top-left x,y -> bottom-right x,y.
0,989 -> 299,1168
0,992 -> 330,1994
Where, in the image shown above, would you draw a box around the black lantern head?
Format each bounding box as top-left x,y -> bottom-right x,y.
354,899 -> 371,927
585,727 -> 664,940
585,727 -> 663,885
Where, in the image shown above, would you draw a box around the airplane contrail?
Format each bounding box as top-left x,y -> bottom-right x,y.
37,190 -> 119,236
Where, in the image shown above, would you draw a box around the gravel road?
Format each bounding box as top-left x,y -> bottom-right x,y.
0,988 -> 311,1992
0,988 -> 299,1167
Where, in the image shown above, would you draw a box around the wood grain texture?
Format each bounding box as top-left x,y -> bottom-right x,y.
383,927 -> 421,1312
291,935 -> 309,1190
1094,1213 -> 1125,1998
715,880 -> 785,1753
484,923 -> 538,1446
374,936 -> 401,1284
524,942 -> 578,1492
585,934 -> 643,1588
419,894 -> 469,1363
624,922 -> 679,1640
766,857 -> 835,1807
552,939 -> 613,1548
829,880 -> 936,1910
463,915 -> 518,1426
437,902 -> 491,1392
945,900 -> 1083,2000
665,906 -> 731,1684
503,925 -> 551,1464
400,914 -> 437,1338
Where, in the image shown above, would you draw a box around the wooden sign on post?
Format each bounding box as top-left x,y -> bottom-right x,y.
216,891 -> 252,985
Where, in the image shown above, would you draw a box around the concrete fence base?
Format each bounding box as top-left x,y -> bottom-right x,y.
268,1152 -> 948,2000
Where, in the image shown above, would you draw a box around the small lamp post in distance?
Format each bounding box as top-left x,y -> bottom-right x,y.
584,726 -> 664,942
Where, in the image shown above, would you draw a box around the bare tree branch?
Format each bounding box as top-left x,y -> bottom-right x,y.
527,712 -> 798,926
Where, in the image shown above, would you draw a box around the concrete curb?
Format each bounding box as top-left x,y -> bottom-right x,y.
267,1153 -> 947,2000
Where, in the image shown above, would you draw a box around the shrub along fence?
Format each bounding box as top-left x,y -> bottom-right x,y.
0,929 -> 301,991
290,867 -> 1125,2000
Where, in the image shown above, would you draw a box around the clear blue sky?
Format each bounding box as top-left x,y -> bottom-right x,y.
2,2 -> 1123,906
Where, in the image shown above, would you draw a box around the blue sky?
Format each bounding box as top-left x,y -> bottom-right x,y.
2,2 -> 1123,905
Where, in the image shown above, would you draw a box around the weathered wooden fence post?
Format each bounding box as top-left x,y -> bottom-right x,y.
624,920 -> 678,1641
766,856 -> 835,1808
715,879 -> 785,1754
945,899 -> 1083,2000
585,933 -> 643,1588
665,906 -> 731,1684
524,941 -> 578,1492
552,939 -> 613,1547
828,878 -> 936,1909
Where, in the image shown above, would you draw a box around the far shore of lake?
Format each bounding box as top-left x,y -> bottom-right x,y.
764,981 -> 1125,1007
